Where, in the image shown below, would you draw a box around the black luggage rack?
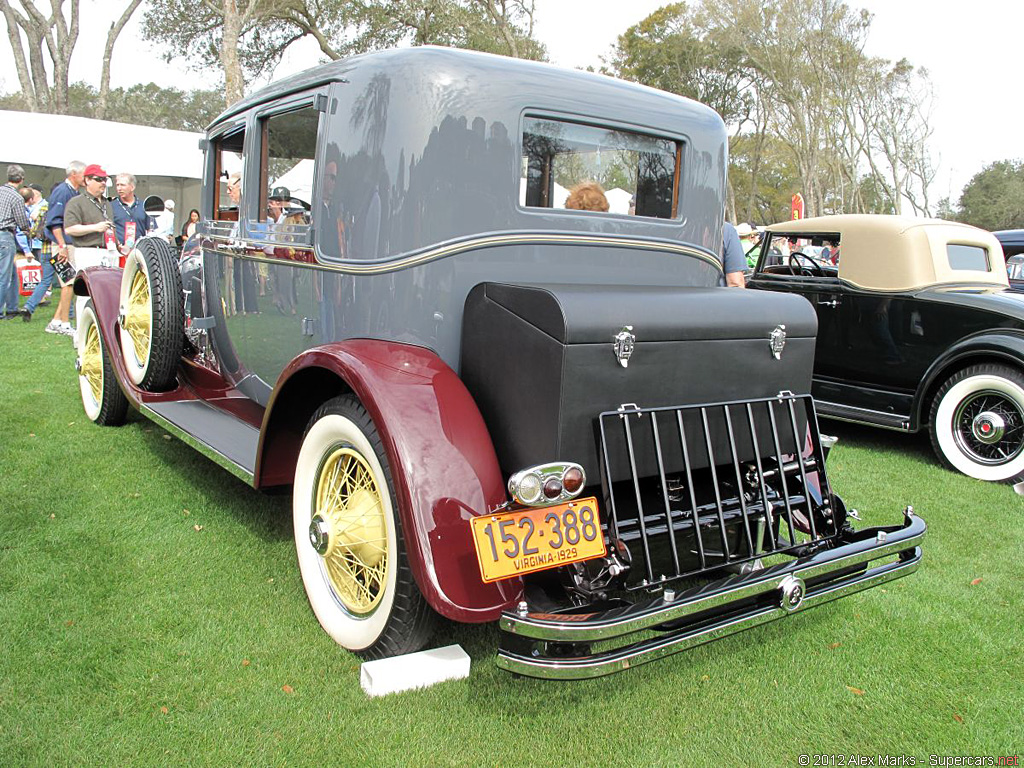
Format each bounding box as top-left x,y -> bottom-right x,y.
597,392 -> 839,589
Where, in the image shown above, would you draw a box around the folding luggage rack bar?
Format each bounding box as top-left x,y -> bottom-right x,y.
597,392 -> 838,588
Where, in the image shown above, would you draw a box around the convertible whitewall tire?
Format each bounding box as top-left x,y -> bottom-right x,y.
118,237 -> 183,391
292,395 -> 434,658
929,364 -> 1024,482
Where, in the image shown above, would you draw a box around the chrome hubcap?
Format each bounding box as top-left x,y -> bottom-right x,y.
971,411 -> 1005,444
954,389 -> 1024,465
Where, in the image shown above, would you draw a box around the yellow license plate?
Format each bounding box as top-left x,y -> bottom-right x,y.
470,497 -> 606,583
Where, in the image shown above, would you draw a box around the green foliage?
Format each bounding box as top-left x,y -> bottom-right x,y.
141,0 -> 299,81
729,134 -> 800,224
346,0 -> 545,60
0,318 -> 1020,762
0,81 -> 223,132
605,0 -> 937,221
140,0 -> 545,99
604,2 -> 752,127
855,175 -> 899,216
954,160 -> 1024,231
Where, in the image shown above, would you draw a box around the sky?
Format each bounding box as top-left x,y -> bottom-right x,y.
2,0 -> 1021,206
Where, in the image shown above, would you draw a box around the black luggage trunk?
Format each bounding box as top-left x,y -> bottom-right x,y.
460,282 -> 818,482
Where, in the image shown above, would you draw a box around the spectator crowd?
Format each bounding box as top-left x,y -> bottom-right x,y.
0,160 -> 178,336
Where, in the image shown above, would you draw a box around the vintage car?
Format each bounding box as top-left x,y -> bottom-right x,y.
748,215 -> 1024,484
993,229 -> 1024,290
71,48 -> 924,679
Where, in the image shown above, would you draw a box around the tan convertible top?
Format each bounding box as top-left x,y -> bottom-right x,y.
766,214 -> 1009,291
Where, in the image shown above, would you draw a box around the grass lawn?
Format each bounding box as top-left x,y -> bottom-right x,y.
0,316 -> 1021,767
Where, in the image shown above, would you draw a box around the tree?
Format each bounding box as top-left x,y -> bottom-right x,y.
955,160 -> 1024,231
604,3 -> 760,221
1,80 -> 223,130
142,0 -> 545,109
0,0 -> 141,114
0,0 -> 79,112
97,0 -> 143,119
605,3 -> 752,127
142,0 -> 311,106
728,133 -> 800,224
606,0 -> 937,222
328,1 -> 544,60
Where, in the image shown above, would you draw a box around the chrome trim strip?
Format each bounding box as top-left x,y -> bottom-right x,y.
139,404 -> 255,486
815,400 -> 911,432
204,231 -> 722,275
499,512 -> 925,643
496,550 -> 921,680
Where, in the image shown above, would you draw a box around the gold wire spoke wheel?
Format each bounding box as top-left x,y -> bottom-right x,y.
78,303 -> 128,426
124,268 -> 152,366
79,322 -> 104,406
314,447 -> 390,615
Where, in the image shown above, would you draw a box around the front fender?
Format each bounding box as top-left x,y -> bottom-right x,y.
262,340 -> 521,624
72,268 -> 139,402
913,329 -> 1024,428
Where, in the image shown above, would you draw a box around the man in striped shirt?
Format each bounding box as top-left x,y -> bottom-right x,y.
0,164 -> 31,319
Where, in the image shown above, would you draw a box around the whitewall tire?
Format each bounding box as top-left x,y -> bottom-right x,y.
929,364 -> 1024,482
292,395 -> 434,658
118,237 -> 183,391
77,301 -> 128,427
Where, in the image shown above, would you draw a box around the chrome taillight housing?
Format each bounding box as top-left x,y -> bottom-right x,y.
508,462 -> 587,507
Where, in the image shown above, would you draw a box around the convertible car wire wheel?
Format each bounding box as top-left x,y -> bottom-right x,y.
293,395 -> 435,658
311,446 -> 389,614
930,363 -> 1024,482
117,237 -> 184,391
77,301 -> 128,427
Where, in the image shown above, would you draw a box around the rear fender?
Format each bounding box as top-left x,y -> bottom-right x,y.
260,340 -> 521,623
913,330 -> 1024,429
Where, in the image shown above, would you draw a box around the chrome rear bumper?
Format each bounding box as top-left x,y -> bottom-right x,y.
496,507 -> 925,679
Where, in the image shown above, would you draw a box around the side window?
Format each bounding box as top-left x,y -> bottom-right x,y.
213,129 -> 245,222
257,106 -> 319,228
757,234 -> 840,274
521,117 -> 680,218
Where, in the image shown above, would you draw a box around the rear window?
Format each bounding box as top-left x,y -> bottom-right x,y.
521,117 -> 679,219
947,244 -> 990,271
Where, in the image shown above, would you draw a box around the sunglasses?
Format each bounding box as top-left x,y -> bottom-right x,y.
88,175 -> 108,183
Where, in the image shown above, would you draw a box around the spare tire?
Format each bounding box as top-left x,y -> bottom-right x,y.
118,237 -> 184,391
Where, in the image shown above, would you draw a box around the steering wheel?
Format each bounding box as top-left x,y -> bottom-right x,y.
788,251 -> 826,277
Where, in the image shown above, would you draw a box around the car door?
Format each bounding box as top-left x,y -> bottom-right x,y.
747,240 -> 845,383
233,91 -> 327,405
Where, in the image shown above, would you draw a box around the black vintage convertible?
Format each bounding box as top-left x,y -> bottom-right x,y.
748,214 -> 1024,484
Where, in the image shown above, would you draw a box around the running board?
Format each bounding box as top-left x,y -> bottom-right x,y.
141,400 -> 258,485
815,400 -> 911,432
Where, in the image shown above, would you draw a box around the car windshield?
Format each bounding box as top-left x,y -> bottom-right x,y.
1008,256 -> 1024,280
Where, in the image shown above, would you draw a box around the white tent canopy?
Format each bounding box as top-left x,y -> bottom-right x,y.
605,187 -> 633,215
272,158 -> 314,205
0,110 -> 204,179
0,110 -> 205,232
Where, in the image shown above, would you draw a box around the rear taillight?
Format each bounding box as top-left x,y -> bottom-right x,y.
508,462 -> 586,506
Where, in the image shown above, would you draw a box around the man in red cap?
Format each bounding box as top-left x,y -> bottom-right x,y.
64,165 -> 114,249
63,164 -> 116,340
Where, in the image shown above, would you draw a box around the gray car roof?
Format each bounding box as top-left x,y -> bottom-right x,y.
209,45 -> 722,133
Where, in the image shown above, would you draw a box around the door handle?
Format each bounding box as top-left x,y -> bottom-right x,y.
817,298 -> 839,308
